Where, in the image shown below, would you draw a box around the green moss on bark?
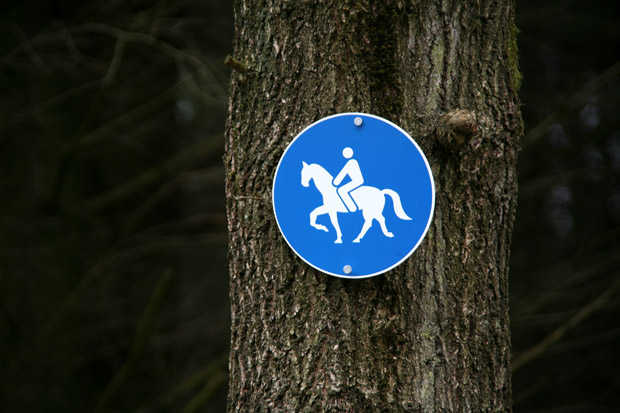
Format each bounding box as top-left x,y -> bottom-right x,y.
507,23 -> 522,93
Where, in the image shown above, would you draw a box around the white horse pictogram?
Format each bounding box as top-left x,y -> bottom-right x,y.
301,161 -> 412,243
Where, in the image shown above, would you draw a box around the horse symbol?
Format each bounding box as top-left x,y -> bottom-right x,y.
301,161 -> 412,243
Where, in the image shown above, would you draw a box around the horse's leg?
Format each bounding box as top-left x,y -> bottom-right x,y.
364,189 -> 394,238
377,215 -> 394,238
327,211 -> 343,243
310,205 -> 329,232
353,210 -> 374,243
373,194 -> 394,238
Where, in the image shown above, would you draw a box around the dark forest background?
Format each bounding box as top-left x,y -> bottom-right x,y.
1,0 -> 618,411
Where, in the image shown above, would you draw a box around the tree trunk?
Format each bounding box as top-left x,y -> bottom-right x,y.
225,1 -> 521,411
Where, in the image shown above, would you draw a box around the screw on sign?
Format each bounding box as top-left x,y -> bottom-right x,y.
273,113 -> 435,278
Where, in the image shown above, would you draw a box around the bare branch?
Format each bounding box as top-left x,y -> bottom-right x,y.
76,82 -> 178,149
224,55 -> 247,75
523,61 -> 620,148
120,167 -> 224,236
86,136 -> 223,211
94,269 -> 173,412
70,23 -> 227,94
5,24 -> 52,75
103,35 -> 126,86
137,353 -> 228,412
513,278 -> 620,372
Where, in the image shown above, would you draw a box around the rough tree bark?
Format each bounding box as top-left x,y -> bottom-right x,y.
225,1 -> 521,411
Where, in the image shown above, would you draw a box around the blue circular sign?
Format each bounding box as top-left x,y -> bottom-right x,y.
273,113 -> 435,278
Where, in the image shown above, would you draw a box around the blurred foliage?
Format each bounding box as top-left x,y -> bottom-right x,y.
1,0 -> 619,412
1,0 -> 232,411
511,0 -> 620,410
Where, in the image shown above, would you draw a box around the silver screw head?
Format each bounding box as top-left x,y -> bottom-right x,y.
354,117 -> 363,126
343,265 -> 352,274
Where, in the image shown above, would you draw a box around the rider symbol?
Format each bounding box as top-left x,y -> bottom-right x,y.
333,147 -> 363,212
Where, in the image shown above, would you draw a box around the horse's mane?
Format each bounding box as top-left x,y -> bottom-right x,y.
309,163 -> 333,181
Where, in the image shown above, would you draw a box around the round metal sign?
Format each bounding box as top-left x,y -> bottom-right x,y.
272,113 -> 435,278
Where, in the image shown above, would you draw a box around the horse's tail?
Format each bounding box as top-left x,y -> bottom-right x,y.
382,189 -> 412,220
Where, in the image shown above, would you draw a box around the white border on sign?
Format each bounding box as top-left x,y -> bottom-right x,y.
272,112 -> 436,279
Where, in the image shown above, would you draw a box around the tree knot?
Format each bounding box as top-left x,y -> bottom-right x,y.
436,109 -> 477,151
